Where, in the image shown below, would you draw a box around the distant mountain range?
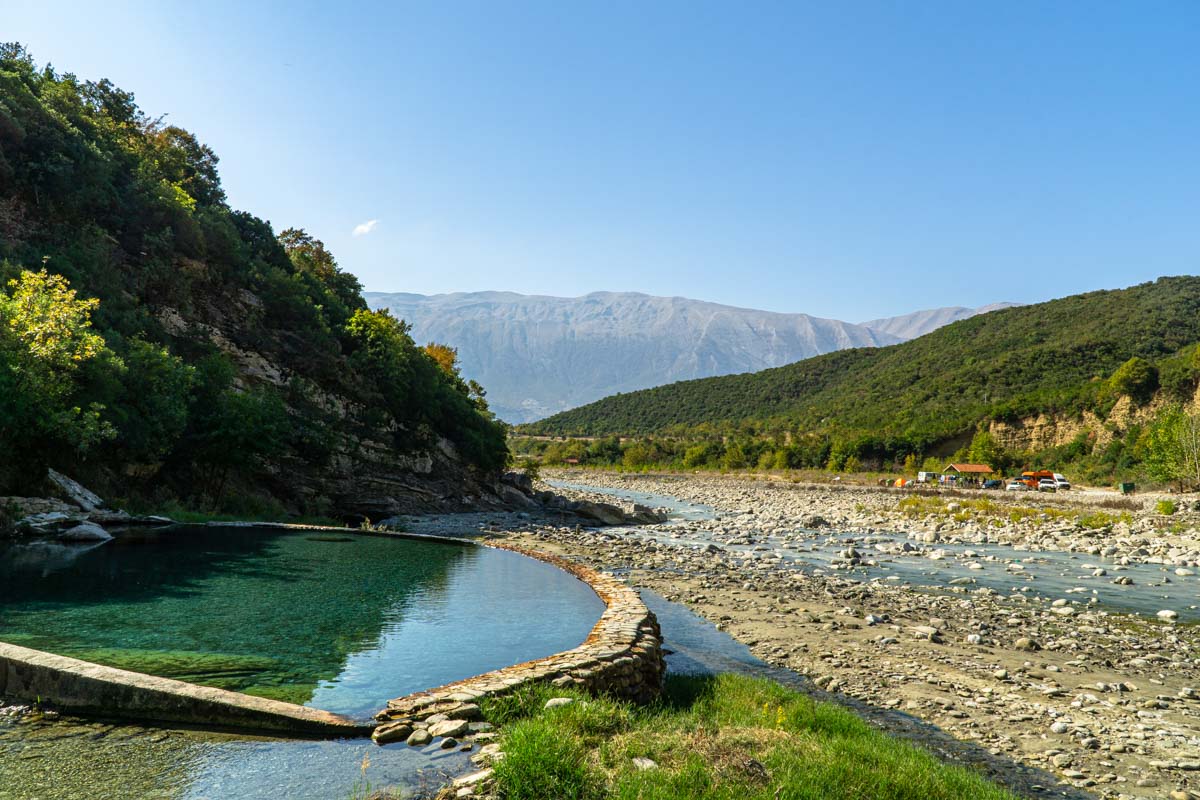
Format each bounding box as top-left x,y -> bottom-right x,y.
365,291 -> 1016,423
862,303 -> 1021,340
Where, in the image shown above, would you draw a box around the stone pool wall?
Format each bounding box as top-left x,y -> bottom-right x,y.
371,542 -> 665,744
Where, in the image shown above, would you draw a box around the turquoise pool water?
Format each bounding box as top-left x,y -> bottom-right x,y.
0,526 -> 605,800
0,526 -> 603,718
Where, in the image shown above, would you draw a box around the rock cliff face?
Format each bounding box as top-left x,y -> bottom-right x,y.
986,384 -> 1200,457
154,290 -> 511,519
365,291 -> 902,423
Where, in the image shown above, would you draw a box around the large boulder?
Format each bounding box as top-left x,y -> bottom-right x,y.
16,510 -> 87,534
502,471 -> 534,494
629,503 -> 669,524
88,508 -> 134,525
498,482 -> 540,509
46,469 -> 106,512
573,500 -> 630,526
59,521 -> 113,542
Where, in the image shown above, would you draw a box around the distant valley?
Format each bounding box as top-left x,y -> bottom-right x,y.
365,291 -> 1014,423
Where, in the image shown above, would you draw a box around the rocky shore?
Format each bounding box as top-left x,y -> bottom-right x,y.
484,470 -> 1200,800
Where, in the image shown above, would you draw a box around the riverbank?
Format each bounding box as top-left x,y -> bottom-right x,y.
466,672 -> 1020,800
487,469 -> 1200,800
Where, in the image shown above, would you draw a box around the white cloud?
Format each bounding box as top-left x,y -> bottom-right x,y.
352,219 -> 379,237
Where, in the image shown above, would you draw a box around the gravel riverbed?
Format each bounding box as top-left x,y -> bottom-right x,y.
470,470 -> 1200,800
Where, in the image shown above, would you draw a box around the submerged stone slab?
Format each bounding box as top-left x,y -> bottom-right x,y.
0,641 -> 372,737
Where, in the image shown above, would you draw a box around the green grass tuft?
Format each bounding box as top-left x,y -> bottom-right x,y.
493,719 -> 602,800
488,673 -> 1018,800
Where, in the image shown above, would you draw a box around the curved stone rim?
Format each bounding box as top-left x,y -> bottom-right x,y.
371,538 -> 665,744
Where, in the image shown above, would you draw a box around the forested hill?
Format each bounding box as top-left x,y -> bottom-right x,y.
523,277 -> 1200,446
0,45 -> 507,518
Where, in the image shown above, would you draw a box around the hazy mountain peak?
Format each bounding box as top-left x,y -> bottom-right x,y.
365,291 -> 902,423
862,302 -> 1021,340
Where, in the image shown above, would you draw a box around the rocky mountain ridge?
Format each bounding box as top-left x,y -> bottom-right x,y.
366,291 -> 1019,423
366,291 -> 911,423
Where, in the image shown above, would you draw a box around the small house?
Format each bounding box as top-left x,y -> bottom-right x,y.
942,463 -> 994,482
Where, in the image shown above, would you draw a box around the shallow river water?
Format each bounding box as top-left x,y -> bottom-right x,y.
550,478 -> 1199,622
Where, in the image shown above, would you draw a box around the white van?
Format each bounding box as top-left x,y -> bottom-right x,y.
1053,473 -> 1071,490
917,471 -> 940,484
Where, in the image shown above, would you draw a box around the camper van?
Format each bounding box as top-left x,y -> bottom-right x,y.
917,471 -> 940,484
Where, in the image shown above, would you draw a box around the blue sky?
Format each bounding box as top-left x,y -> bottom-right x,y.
7,1 -> 1199,320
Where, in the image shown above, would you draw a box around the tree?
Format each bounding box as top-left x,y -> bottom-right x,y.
722,441 -> 748,470
140,124 -> 226,207
1109,357 -> 1159,404
190,388 -> 290,505
424,342 -> 460,376
682,443 -> 716,469
278,227 -> 365,329
622,440 -> 662,469
0,269 -> 117,487
109,338 -> 195,462
966,428 -> 1006,471
345,308 -> 508,471
1144,406 -> 1200,490
278,227 -> 338,281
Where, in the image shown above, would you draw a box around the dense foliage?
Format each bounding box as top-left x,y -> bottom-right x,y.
1144,407 -> 1200,491
0,45 -> 507,507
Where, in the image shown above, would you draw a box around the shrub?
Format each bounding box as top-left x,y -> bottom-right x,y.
1157,499 -> 1177,515
1108,356 -> 1159,403
1098,497 -> 1141,511
519,458 -> 542,483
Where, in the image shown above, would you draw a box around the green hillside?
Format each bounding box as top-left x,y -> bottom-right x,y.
0,44 -> 506,514
522,277 -> 1200,461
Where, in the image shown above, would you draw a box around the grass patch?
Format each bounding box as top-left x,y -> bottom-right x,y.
486,674 -> 1017,800
896,495 -> 1131,529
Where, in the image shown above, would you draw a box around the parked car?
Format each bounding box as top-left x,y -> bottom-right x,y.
1038,478 -> 1057,492
1053,473 -> 1071,490
982,479 -> 1003,490
1006,480 -> 1029,491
